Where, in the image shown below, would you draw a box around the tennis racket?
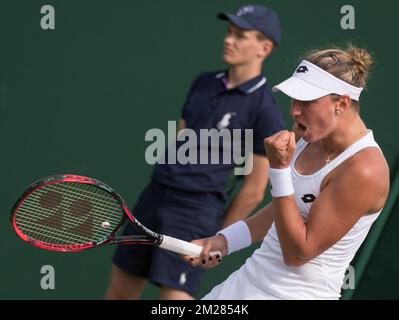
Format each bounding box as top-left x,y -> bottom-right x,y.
10,174 -> 219,257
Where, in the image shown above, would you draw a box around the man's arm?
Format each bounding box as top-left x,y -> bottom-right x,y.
221,154 -> 269,228
177,118 -> 186,134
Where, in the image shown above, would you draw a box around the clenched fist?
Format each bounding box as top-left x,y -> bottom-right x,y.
264,130 -> 296,169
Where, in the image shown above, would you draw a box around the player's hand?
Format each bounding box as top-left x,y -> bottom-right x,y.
264,130 -> 296,169
181,235 -> 228,269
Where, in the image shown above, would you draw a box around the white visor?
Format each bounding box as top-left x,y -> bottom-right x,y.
273,60 -> 363,101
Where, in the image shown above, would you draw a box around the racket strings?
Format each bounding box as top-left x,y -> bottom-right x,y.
23,186 -> 122,228
21,188 -> 121,235
16,207 -> 101,245
15,182 -> 124,246
16,218 -> 94,244
16,198 -> 116,244
19,200 -> 117,237
16,202 -> 111,242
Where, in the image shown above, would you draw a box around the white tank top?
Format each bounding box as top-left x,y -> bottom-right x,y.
244,130 -> 382,299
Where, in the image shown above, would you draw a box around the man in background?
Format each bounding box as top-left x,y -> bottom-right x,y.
106,4 -> 285,300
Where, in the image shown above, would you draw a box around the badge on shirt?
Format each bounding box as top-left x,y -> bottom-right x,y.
217,112 -> 236,130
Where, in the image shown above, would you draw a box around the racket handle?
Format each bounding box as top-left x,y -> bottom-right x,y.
160,235 -> 221,258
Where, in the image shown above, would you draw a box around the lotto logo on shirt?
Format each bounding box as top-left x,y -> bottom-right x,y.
144,121 -> 254,175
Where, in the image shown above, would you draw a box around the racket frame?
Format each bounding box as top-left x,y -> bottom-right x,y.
10,174 -> 162,252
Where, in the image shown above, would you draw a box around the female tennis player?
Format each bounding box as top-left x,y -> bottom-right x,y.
183,44 -> 390,299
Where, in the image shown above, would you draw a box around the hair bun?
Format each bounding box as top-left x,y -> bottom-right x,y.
347,45 -> 373,76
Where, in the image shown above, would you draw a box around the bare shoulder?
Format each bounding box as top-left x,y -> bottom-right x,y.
333,147 -> 390,211
346,147 -> 389,182
326,147 -> 389,180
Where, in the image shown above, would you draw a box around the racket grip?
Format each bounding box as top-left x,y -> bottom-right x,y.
160,235 -> 221,258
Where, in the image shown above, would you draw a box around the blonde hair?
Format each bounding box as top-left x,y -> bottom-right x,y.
304,44 -> 372,109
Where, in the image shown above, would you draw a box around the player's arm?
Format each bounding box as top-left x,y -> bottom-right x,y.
183,202 -> 275,267
245,202 -> 275,243
272,151 -> 389,266
221,154 -> 269,228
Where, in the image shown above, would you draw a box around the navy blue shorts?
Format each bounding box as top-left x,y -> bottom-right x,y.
112,181 -> 225,297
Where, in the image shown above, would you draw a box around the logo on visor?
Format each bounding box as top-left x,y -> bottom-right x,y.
237,6 -> 254,16
296,66 -> 309,73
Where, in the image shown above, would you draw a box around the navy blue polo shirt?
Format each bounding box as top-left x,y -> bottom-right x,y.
151,71 -> 285,200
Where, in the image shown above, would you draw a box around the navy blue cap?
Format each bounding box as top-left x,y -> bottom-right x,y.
218,4 -> 281,45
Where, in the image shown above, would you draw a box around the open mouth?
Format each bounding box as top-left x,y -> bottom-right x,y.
296,121 -> 307,134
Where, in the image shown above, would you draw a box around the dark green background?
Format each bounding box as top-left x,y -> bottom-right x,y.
0,0 -> 398,299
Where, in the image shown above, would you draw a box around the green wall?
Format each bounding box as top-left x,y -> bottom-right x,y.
0,0 -> 398,299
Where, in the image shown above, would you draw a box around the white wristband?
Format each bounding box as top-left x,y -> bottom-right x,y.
217,220 -> 252,255
269,167 -> 295,198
